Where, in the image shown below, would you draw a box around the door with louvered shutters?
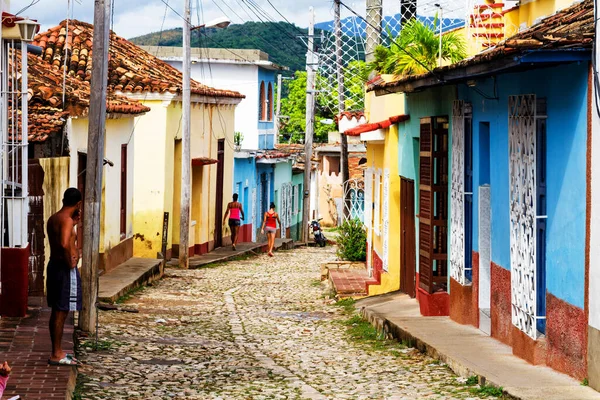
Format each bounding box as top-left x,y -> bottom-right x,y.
418,117 -> 449,294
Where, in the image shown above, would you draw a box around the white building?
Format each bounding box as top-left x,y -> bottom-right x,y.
142,47 -> 286,151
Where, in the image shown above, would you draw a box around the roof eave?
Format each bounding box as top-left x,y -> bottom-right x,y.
374,49 -> 591,96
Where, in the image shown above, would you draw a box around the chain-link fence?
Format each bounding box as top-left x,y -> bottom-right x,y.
317,0 -> 469,114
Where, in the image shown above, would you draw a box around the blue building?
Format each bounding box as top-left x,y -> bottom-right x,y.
369,0 -> 592,381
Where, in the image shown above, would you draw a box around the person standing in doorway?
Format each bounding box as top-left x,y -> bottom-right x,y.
261,202 -> 281,257
223,193 -> 244,250
46,188 -> 82,366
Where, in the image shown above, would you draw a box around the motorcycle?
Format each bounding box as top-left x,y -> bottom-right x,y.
310,218 -> 327,247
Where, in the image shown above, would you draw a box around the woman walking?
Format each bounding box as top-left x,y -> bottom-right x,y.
223,194 -> 245,250
261,202 -> 281,257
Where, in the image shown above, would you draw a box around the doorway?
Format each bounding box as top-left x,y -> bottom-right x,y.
400,177 -> 416,298
418,117 -> 449,294
214,139 -> 225,248
478,122 -> 491,335
77,152 -> 87,256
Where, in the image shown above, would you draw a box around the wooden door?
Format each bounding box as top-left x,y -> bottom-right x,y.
418,117 -> 449,294
77,152 -> 87,255
214,139 -> 225,248
27,159 -> 45,296
400,177 -> 416,298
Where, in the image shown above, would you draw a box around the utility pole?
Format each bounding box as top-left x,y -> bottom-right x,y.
334,0 -> 350,219
302,7 -> 315,244
80,0 -> 111,333
365,0 -> 382,63
179,0 -> 191,269
436,3 -> 443,67
275,73 -> 282,145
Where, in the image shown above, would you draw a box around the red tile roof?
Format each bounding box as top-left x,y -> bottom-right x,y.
192,157 -> 218,166
344,114 -> 410,136
335,111 -> 365,124
26,52 -> 150,142
33,20 -> 244,99
370,0 -> 594,93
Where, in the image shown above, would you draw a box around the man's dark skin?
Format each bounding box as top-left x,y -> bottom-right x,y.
46,200 -> 80,363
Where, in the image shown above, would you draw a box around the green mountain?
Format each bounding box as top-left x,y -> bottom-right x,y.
129,21 -> 310,74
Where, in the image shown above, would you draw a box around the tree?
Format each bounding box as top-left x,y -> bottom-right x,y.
279,71 -> 332,144
279,62 -> 369,144
369,17 -> 467,76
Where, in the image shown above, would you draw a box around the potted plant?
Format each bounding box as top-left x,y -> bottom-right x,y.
234,131 -> 243,151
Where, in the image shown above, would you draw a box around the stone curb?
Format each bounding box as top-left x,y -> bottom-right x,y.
359,306 -> 521,400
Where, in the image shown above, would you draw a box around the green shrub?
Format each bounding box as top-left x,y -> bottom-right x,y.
337,218 -> 367,261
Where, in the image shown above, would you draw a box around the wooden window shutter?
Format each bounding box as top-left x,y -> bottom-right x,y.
120,144 -> 127,238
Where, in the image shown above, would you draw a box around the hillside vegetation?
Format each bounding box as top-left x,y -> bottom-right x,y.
129,21 -> 310,73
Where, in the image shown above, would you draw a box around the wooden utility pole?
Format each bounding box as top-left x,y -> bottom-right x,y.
179,0 -> 191,269
302,7 -> 315,244
80,0 -> 111,333
334,0 -> 350,219
274,73 -> 282,144
365,0 -> 382,63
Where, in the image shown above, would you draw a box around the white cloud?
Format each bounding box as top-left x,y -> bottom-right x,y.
10,0 -> 462,39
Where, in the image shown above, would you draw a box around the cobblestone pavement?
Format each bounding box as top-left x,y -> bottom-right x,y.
76,247 -> 495,400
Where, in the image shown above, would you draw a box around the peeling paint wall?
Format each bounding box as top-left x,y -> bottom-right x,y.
69,117 -> 136,259
39,156 -> 70,291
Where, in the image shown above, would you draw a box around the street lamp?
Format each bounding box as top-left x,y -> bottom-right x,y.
15,18 -> 39,42
191,17 -> 231,31
179,9 -> 230,269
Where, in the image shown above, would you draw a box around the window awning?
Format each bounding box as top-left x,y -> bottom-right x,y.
192,157 -> 218,166
344,114 -> 410,136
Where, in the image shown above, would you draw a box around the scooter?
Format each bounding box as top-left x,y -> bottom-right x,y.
310,218 -> 327,247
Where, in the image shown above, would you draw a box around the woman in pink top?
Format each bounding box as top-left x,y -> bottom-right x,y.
223,193 -> 245,250
0,361 -> 11,397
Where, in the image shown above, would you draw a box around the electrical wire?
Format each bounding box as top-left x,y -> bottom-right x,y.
14,0 -> 41,16
338,0 -> 443,82
125,0 -> 171,145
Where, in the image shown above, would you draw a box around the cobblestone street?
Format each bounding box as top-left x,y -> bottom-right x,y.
76,247 -> 493,399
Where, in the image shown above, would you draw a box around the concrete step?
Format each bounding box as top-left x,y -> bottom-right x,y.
98,257 -> 163,303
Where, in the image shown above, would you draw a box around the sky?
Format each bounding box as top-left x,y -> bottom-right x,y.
11,0 -> 463,39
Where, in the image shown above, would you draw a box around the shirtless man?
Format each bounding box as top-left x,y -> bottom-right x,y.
46,188 -> 82,366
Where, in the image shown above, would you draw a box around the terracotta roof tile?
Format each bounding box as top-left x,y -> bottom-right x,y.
345,114 -> 410,136
21,51 -> 150,142
33,20 -> 244,99
370,0 -> 594,92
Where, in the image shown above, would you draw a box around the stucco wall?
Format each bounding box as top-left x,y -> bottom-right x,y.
367,124 -> 402,296
168,60 -> 261,150
459,63 -> 588,309
169,101 -> 236,251
400,86 -> 457,279
132,100 -> 169,258
68,116 -> 135,255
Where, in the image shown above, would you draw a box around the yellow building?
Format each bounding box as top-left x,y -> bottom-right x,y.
343,77 -> 408,296
33,20 -> 244,263
456,0 -> 580,57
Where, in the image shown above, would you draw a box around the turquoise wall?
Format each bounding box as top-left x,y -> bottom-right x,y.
398,86 -> 457,277
459,62 -> 588,309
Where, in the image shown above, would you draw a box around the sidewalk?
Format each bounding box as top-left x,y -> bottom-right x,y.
167,239 -> 294,269
357,292 -> 600,400
98,257 -> 162,303
0,297 -> 76,399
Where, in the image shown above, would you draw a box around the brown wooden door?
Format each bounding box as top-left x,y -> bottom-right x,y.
77,152 -> 87,255
28,159 -> 45,296
214,139 -> 225,248
120,144 -> 127,239
418,117 -> 449,294
400,177 -> 416,298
